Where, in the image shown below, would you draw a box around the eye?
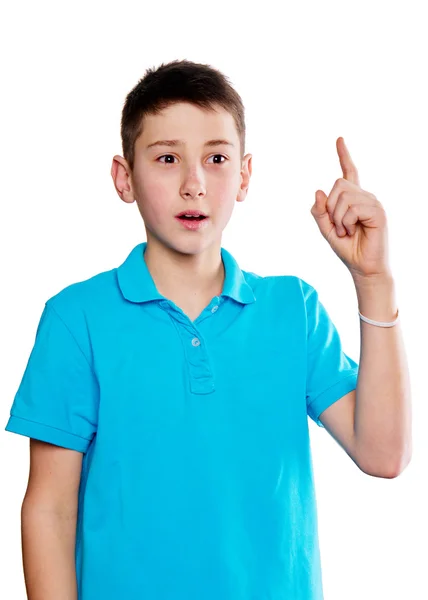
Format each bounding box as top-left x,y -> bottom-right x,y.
156,154 -> 228,164
207,154 -> 227,164
156,155 -> 176,164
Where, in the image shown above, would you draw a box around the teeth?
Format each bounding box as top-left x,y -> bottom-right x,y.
178,213 -> 207,218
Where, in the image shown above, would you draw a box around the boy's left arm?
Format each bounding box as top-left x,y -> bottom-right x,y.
353,274 -> 411,476
311,137 -> 412,478
320,273 -> 412,478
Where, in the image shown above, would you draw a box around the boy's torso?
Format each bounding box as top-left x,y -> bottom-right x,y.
71,252 -> 322,599
6,243 -> 327,600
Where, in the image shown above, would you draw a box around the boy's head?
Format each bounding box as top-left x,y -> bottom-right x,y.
111,59 -> 252,256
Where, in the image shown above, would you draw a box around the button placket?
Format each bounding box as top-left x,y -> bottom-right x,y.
157,298 -> 216,394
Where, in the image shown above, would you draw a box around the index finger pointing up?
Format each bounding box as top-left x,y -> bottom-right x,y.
337,137 -> 360,187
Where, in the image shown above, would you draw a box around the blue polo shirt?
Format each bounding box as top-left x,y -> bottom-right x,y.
5,241 -> 359,600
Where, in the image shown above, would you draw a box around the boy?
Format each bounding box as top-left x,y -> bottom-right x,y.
5,59 -> 410,600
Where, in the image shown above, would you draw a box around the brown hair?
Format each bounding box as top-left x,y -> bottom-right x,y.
120,59 -> 246,171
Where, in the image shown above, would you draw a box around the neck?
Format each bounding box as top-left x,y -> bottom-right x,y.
143,237 -> 225,299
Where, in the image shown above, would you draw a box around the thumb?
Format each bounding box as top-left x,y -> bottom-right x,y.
311,190 -> 333,240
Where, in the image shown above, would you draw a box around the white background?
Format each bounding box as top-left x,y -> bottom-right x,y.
1,1 -> 426,598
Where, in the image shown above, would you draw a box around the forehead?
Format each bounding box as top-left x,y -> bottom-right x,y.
136,102 -> 238,149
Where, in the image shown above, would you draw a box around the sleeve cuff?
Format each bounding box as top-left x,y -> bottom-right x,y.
307,370 -> 359,428
5,415 -> 92,453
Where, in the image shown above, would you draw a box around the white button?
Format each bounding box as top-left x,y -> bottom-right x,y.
211,305 -> 218,313
191,337 -> 201,347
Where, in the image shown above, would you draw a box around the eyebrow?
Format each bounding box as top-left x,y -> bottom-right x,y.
146,139 -> 235,150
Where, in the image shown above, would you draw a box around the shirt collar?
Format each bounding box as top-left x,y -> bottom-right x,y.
116,242 -> 256,305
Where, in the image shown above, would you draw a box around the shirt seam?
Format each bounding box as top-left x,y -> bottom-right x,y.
9,413 -> 93,442
307,369 -> 359,408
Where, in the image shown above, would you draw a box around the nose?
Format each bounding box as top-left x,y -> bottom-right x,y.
180,170 -> 206,199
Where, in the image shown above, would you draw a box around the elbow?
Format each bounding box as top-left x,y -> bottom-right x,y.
360,451 -> 412,479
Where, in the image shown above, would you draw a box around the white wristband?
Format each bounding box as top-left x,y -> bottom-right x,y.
358,308 -> 400,327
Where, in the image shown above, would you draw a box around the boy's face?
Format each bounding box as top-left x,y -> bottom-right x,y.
112,102 -> 252,255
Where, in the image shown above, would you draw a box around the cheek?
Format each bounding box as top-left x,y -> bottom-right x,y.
212,180 -> 239,215
143,199 -> 174,227
134,175 -> 174,223
139,172 -> 168,199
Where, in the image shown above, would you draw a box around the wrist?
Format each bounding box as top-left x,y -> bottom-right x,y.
351,270 -> 394,288
353,274 -> 398,322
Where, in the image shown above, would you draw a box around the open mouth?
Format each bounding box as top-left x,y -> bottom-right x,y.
175,214 -> 210,230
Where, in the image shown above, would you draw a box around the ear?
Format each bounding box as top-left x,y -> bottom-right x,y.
111,155 -> 135,204
237,154 -> 252,202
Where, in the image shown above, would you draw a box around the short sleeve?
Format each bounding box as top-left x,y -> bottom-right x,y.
5,302 -> 99,453
302,280 -> 359,428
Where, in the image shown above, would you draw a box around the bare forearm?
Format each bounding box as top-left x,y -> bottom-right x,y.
21,500 -> 78,600
353,274 -> 412,476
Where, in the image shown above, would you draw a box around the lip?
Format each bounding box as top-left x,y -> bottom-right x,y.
174,215 -> 210,231
175,210 -> 208,217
